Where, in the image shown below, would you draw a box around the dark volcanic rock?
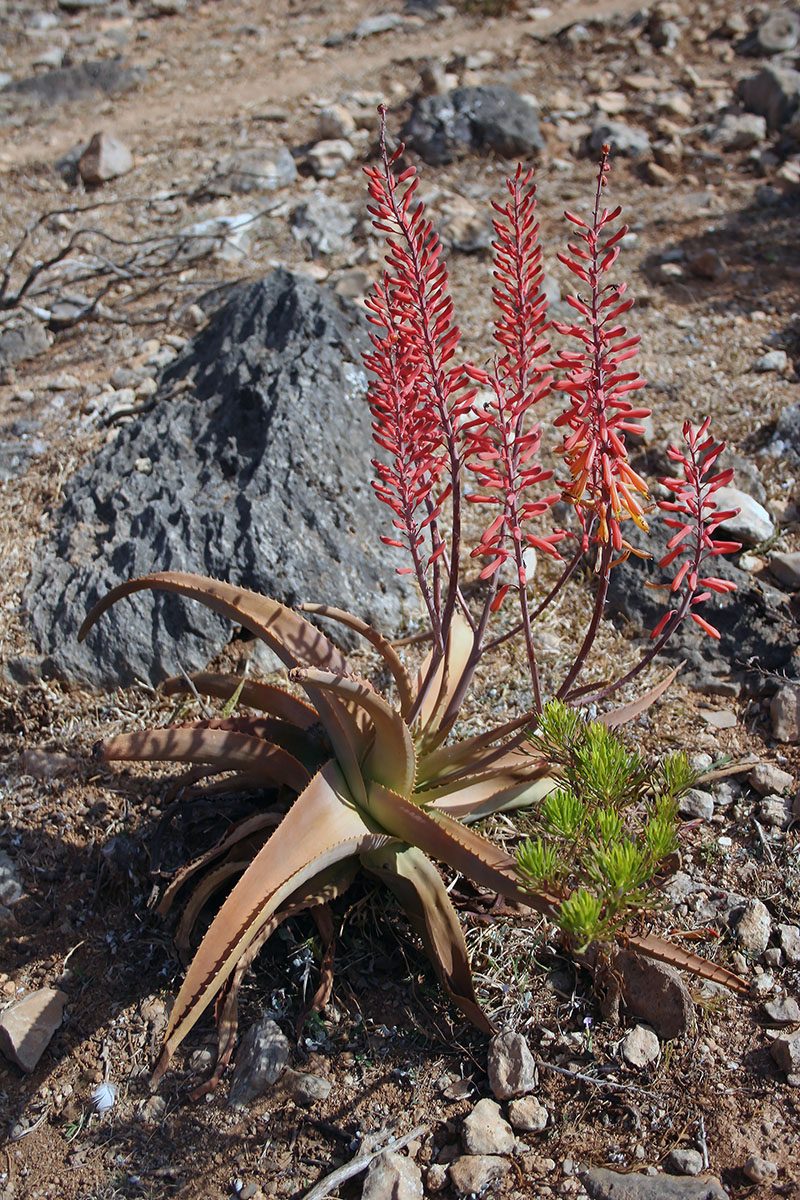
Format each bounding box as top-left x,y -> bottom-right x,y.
605,522 -> 799,682
25,269 -> 414,687
1,60 -> 144,108
738,65 -> 800,131
402,85 -> 543,165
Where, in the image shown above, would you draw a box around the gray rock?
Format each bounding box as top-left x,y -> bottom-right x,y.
621,1025 -> 660,1068
290,195 -> 356,256
753,349 -> 789,374
425,1163 -> 448,1192
206,146 -> 297,195
354,13 -> 404,38
79,132 -> 133,184
461,1098 -> 514,1155
362,1151 -> 423,1200
487,1030 -> 538,1100
21,748 -> 75,779
402,86 -> 543,166
707,111 -> 766,151
0,320 -> 50,368
667,1149 -> 703,1177
308,138 -> 355,180
228,1016 -> 289,1108
769,552 -> 800,589
58,0 -> 110,8
713,486 -> 774,545
508,1095 -> 548,1132
1,60 -> 145,109
609,950 -> 695,1040
438,193 -> 493,253
748,763 -> 795,794
448,1155 -> 511,1195
771,1033 -> 800,1074
762,995 -> 800,1025
771,686 -> 800,743
25,270 -> 413,687
317,104 -> 356,141
756,11 -> 799,55
0,851 -> 23,907
743,1155 -> 778,1184
0,987 -> 67,1072
282,1068 -> 332,1104
778,924 -> 800,965
733,898 -> 772,956
584,1168 -> 728,1200
739,66 -> 800,132
679,788 -> 714,821
777,401 -> 800,452
758,794 -> 792,828
584,121 -> 651,159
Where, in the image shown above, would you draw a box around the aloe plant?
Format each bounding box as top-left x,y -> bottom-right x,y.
80,115 -> 746,1087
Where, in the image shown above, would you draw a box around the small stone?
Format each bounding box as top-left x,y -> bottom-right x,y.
771,686 -> 800,743
140,1094 -> 166,1123
621,1025 -> 660,1068
448,1155 -> 511,1195
290,195 -> 356,256
361,1151 -> 423,1200
585,121 -> 651,158
748,763 -> 795,795
772,1033 -> 800,1075
769,552 -> 800,589
227,1016 -> 289,1108
584,1168 -> 728,1200
667,1148 -> 703,1176
713,486 -> 774,545
0,987 -> 67,1071
281,1068 -> 331,1105
762,996 -> 800,1026
758,794 -> 792,829
207,146 -> 297,195
508,1096 -> 548,1132
679,788 -> 714,821
0,852 -> 23,908
0,320 -> 50,369
354,13 -> 404,38
739,65 -> 800,132
307,138 -> 355,180
645,161 -> 673,186
757,11 -> 800,56
778,924 -> 800,965
462,1098 -> 515,1155
687,249 -> 725,280
734,898 -> 772,956
79,132 -> 133,185
426,1163 -> 448,1192
610,951 -> 695,1040
317,104 -> 356,141
487,1030 -> 538,1099
438,193 -> 492,253
744,1154 -> 778,1184
708,112 -> 767,152
753,349 -> 790,375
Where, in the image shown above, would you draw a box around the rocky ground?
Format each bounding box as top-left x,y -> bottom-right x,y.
1,0 -> 800,1198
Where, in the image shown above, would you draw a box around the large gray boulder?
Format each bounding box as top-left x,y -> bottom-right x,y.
402,85 -> 543,166
25,269 -> 414,687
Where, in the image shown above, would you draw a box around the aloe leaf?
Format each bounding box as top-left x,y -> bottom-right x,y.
362,843 -> 494,1033
413,615 -> 473,747
175,859 -> 252,959
424,771 -> 556,821
596,663 -> 683,729
163,672 -> 319,729
98,727 -> 312,794
79,571 -> 349,673
157,810 -> 290,916
299,604 -> 415,718
365,780 -> 562,919
152,760 -> 391,1083
418,709 -> 539,784
292,668 -> 416,797
624,931 -> 749,995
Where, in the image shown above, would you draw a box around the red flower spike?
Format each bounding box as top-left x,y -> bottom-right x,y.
551,148 -> 651,563
465,165 -> 565,608
650,420 -> 741,641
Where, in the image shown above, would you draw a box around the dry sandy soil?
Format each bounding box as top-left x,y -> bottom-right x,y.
1,1 -> 799,1198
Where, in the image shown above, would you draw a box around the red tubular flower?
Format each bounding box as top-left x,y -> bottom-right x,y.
651,418 -> 741,641
465,166 -> 566,598
551,148 -> 651,563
